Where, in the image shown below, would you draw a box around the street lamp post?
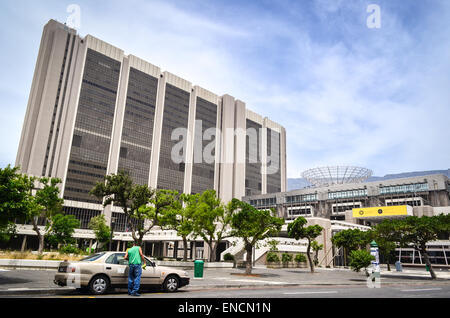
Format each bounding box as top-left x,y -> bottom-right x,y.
109,217 -> 116,251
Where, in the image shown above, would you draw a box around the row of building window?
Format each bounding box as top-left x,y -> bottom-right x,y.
286,194 -> 318,203
328,189 -> 368,200
249,197 -> 276,207
380,183 -> 429,195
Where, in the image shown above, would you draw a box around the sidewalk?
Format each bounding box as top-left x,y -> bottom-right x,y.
1,267 -> 449,296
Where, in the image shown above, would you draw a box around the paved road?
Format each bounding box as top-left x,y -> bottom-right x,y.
9,283 -> 450,298
1,267 -> 449,298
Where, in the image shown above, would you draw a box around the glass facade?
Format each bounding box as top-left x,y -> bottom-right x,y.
266,128 -> 281,193
249,197 -> 276,207
62,206 -> 101,229
288,207 -> 312,217
64,49 -> 121,204
191,97 -> 217,194
380,183 -> 429,195
286,193 -> 317,203
117,68 -> 158,185
245,119 -> 262,196
112,212 -> 143,233
157,83 -> 190,192
328,189 -> 368,200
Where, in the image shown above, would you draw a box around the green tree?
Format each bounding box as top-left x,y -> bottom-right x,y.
0,165 -> 35,240
287,217 -> 323,273
160,193 -> 195,261
46,214 -> 80,248
230,200 -> 284,274
395,216 -> 448,279
348,249 -> 375,272
311,240 -> 324,266
331,229 -> 370,266
88,214 -> 112,250
373,220 -> 400,271
191,190 -> 233,262
90,171 -> 156,246
30,177 -> 64,254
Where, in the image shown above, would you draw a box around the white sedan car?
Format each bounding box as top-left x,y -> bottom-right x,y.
54,251 -> 190,295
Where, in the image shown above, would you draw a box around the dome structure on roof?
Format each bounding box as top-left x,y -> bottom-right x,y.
301,166 -> 373,187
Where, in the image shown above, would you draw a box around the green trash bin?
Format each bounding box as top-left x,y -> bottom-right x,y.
194,260 -> 204,279
425,264 -> 430,272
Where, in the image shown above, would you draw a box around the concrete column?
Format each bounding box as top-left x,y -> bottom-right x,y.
183,88 -> 197,194
203,244 -> 210,262
219,95 -> 235,203
148,74 -> 166,189
116,240 -> 120,251
280,127 -> 287,192
233,100 -> 246,200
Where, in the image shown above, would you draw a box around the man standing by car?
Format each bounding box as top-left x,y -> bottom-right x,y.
125,243 -> 146,296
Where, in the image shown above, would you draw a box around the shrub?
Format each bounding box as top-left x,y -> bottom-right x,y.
282,253 -> 293,263
59,244 -> 81,255
349,249 -> 375,272
295,254 -> 307,263
224,253 -> 235,261
266,252 -> 280,263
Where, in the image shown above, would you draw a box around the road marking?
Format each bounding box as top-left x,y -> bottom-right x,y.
0,269 -> 9,272
212,277 -> 288,284
229,279 -> 286,284
401,288 -> 442,292
284,291 -> 338,295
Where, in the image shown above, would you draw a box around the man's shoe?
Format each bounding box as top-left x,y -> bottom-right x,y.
133,293 -> 141,296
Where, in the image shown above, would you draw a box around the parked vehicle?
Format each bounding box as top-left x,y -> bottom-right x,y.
54,251 -> 190,295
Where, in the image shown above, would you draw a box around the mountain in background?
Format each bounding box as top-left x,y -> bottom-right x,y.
287,169 -> 450,191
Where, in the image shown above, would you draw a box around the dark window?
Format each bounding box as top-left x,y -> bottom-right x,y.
120,147 -> 128,159
72,135 -> 82,147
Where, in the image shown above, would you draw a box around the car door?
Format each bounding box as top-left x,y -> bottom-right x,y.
141,258 -> 160,286
104,253 -> 128,286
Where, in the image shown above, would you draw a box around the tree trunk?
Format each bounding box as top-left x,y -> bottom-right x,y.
245,243 -> 253,275
31,218 -> 44,255
307,240 -> 314,273
182,237 -> 188,262
21,235 -> 27,252
421,246 -> 436,279
209,240 -> 217,262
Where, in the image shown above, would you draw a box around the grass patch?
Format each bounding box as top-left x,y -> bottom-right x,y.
0,250 -> 85,261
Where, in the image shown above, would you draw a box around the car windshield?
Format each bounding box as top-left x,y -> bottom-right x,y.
80,252 -> 106,262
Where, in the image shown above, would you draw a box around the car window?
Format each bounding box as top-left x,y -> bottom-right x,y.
105,253 -> 127,265
80,252 -> 105,262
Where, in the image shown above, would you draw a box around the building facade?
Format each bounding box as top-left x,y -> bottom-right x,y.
13,20 -> 286,255
244,174 -> 450,267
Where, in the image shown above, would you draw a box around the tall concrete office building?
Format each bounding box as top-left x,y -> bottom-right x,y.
15,20 -> 287,231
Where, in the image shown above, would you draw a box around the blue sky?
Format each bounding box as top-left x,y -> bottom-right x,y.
0,0 -> 449,178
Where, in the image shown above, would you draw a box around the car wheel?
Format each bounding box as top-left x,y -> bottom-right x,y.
163,275 -> 179,293
89,275 -> 110,295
